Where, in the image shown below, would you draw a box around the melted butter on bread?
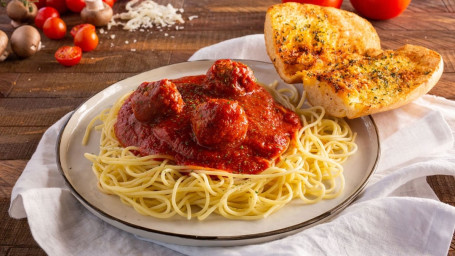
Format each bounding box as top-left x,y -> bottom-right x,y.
265,3 -> 444,118
265,3 -> 381,84
302,45 -> 443,118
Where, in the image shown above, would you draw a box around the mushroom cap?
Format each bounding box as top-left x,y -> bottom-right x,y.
6,0 -> 37,22
10,25 -> 41,58
0,30 -> 8,51
0,30 -> 9,61
81,2 -> 113,27
7,0 -> 28,21
25,2 -> 38,21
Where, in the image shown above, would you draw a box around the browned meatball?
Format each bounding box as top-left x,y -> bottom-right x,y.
131,79 -> 184,122
191,99 -> 248,148
204,59 -> 257,96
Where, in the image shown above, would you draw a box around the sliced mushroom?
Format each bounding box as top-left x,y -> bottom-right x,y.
6,0 -> 38,28
0,30 -> 9,61
81,0 -> 113,27
10,25 -> 41,58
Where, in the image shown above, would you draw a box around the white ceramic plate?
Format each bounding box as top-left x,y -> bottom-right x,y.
57,60 -> 380,247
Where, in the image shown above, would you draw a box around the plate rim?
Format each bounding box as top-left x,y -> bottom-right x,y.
56,59 -> 381,242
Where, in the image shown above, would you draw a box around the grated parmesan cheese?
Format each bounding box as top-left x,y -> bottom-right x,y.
108,0 -> 185,31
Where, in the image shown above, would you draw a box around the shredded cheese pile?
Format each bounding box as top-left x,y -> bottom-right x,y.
108,0 -> 185,31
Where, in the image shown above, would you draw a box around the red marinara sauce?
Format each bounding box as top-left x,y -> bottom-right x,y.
115,59 -> 302,174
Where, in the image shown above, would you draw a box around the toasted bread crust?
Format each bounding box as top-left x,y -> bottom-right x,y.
303,45 -> 444,118
265,3 -> 444,118
264,3 -> 381,84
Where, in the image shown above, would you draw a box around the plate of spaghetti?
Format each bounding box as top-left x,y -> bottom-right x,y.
57,59 -> 380,246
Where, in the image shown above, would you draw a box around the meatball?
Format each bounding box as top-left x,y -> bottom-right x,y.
191,99 -> 248,148
204,59 -> 257,96
131,79 -> 184,122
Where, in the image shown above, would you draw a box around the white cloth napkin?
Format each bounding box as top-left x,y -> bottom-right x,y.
9,34 -> 455,256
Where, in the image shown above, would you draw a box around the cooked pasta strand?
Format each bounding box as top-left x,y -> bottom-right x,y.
83,82 -> 357,220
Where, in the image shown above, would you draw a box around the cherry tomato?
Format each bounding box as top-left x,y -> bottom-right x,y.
74,26 -> 99,52
350,0 -> 411,20
65,0 -> 86,13
70,23 -> 95,38
282,0 -> 343,8
46,0 -> 68,13
35,7 -> 60,29
55,46 -> 82,66
102,0 -> 114,7
43,17 -> 67,39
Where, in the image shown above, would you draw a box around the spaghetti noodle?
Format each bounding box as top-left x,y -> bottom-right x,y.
83,69 -> 357,221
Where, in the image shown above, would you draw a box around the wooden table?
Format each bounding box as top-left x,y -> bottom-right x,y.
1,0 -> 454,255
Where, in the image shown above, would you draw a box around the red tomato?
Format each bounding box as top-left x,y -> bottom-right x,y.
46,0 -> 68,13
102,0 -> 114,7
55,46 -> 82,66
349,0 -> 411,20
70,24 -> 95,38
74,26 -> 99,52
35,7 -> 60,29
43,17 -> 67,39
282,0 -> 343,8
65,0 -> 86,13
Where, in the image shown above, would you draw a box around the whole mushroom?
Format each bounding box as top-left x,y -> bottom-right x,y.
0,30 -> 10,61
81,0 -> 113,27
6,0 -> 38,28
10,25 -> 41,58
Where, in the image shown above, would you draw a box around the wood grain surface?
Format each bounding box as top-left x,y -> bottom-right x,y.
1,0 -> 454,255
